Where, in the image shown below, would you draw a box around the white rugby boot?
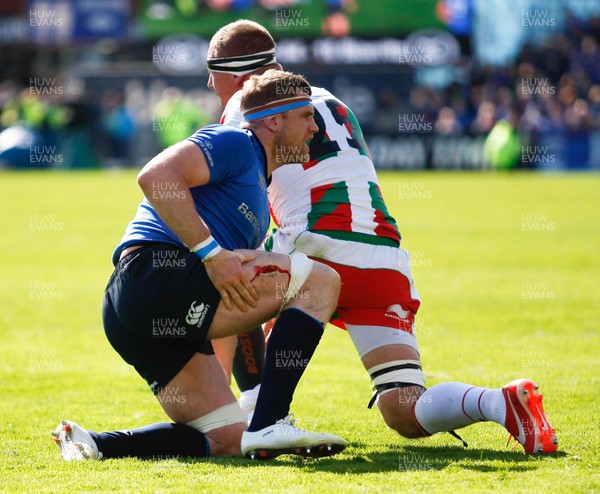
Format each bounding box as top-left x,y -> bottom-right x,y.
51,419 -> 101,460
241,414 -> 346,460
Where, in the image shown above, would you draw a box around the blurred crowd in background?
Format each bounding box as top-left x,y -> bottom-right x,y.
399,13 -> 600,169
0,78 -> 213,169
0,0 -> 599,170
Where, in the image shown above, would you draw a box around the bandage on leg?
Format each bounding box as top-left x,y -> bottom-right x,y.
367,359 -> 426,408
186,402 -> 247,433
280,253 -> 313,311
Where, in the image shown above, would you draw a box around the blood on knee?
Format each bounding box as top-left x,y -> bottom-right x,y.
250,265 -> 291,283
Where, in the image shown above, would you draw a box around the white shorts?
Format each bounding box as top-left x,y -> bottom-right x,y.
265,229 -> 421,356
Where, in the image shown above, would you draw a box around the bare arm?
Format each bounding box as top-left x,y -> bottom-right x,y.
137,140 -> 258,311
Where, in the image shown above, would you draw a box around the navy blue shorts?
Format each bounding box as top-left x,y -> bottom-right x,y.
102,243 -> 221,394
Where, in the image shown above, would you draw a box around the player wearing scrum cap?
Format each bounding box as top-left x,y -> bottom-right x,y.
207,20 -> 558,456
51,70 -> 348,462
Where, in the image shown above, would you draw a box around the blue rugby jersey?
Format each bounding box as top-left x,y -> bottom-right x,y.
112,125 -> 270,265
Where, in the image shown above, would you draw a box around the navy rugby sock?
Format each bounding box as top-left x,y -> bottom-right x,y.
232,327 -> 265,392
89,422 -> 209,459
248,308 -> 324,432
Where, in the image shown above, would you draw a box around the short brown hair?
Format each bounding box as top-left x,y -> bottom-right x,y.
210,20 -> 276,58
240,70 -> 311,119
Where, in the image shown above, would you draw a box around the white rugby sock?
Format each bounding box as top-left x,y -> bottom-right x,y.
414,382 -> 506,434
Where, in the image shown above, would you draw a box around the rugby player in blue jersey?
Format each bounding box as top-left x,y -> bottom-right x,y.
51,70 -> 347,461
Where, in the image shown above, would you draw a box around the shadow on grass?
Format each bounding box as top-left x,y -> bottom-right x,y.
174,441 -> 566,474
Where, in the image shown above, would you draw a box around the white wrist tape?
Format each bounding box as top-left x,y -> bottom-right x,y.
191,235 -> 222,262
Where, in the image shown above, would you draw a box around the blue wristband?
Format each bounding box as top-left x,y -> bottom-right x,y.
191,236 -> 222,262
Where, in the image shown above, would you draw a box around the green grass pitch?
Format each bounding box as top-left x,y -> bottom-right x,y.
0,170 -> 598,493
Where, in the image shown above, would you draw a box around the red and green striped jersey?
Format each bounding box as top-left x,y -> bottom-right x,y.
222,86 -> 400,247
